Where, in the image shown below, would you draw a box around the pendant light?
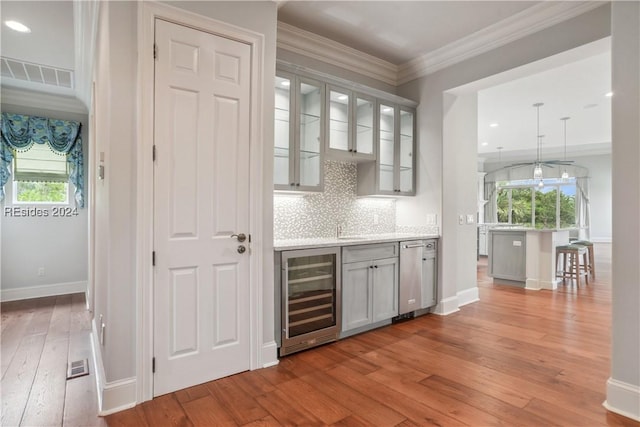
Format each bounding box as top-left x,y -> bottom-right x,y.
532,102 -> 544,187
560,117 -> 570,181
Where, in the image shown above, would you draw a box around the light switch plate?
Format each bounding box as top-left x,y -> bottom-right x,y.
466,214 -> 475,224
458,215 -> 464,225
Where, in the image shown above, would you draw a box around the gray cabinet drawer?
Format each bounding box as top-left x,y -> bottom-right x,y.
342,243 -> 398,263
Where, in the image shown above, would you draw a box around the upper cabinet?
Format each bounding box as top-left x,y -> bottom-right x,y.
326,87 -> 375,161
275,62 -> 416,195
358,104 -> 416,196
274,72 -> 324,192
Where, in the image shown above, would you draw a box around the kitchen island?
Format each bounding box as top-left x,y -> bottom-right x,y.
488,227 -> 572,290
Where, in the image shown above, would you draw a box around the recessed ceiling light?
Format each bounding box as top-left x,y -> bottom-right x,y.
280,80 -> 290,87
5,20 -> 31,33
605,92 -> 613,97
338,94 -> 348,101
481,142 -> 489,146
489,123 -> 499,128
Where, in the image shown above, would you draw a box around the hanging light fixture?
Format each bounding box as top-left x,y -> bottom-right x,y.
532,102 -> 544,187
560,117 -> 570,181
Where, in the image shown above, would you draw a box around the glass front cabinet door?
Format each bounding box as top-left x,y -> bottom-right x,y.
398,108 -> 415,194
357,103 -> 415,196
274,72 -> 324,192
326,87 -> 375,161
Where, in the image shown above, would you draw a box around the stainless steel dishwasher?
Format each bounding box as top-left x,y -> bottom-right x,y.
399,240 -> 427,315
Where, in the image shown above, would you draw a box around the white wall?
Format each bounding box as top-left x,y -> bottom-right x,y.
441,93 -> 479,298
396,5 -> 611,310
93,0 -> 138,384
0,102 -> 88,300
608,1 -> 640,420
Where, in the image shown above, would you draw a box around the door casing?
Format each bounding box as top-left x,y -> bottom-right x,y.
136,1 -> 268,403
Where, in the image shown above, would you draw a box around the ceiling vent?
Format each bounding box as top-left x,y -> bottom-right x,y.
1,56 -> 74,89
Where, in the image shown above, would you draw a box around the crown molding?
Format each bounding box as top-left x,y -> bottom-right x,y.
1,86 -> 87,114
397,1 -> 606,84
277,21 -> 398,86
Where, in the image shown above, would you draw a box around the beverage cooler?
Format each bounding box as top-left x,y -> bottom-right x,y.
276,247 -> 341,356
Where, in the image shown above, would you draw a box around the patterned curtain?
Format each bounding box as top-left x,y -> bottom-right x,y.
0,113 -> 84,207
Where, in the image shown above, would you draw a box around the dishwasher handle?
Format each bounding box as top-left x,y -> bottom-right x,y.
401,243 -> 426,249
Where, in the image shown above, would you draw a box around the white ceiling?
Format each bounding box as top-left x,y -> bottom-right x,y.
278,1 -> 538,65
0,1 -> 611,161
477,48 -> 611,161
1,1 -> 74,70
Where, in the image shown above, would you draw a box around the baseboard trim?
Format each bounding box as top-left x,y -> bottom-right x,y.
99,378 -> 137,416
433,295 -> 460,316
261,341 -> 279,368
457,287 -> 480,307
1,281 -> 87,302
91,318 -> 137,415
604,378 -> 640,421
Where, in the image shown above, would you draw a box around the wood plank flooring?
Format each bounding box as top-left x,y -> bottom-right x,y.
108,243 -> 638,426
1,244 -> 635,426
1,293 -> 106,427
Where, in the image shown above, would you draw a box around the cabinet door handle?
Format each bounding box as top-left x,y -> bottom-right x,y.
374,265 -> 378,268
296,183 -> 300,186
422,258 -> 427,261
369,265 -> 374,269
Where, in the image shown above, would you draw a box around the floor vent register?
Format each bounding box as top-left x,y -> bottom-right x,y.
66,359 -> 89,380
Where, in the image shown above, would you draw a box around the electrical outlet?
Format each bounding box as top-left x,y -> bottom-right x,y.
37,267 -> 45,276
458,215 -> 464,225
466,214 -> 475,224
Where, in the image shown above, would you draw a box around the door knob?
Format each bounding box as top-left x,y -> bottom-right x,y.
231,233 -> 246,242
237,245 -> 246,254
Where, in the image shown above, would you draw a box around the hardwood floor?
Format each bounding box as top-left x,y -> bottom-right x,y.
1,245 -> 634,426
1,293 -> 106,427
107,243 -> 638,426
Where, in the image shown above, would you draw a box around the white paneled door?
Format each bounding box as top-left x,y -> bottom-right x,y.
153,19 -> 251,397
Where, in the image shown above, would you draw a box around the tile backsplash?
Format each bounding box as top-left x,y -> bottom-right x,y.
274,161 -> 396,239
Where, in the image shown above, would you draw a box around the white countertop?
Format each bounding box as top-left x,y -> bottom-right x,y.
274,233 -> 439,251
487,227 -> 577,232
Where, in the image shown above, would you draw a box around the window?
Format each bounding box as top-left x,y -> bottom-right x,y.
496,178 -> 576,229
1,113 -> 84,207
12,144 -> 70,204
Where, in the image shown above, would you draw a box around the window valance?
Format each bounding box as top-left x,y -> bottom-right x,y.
0,113 -> 84,207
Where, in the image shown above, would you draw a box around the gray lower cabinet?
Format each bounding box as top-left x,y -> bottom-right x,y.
341,243 -> 399,335
488,230 -> 526,282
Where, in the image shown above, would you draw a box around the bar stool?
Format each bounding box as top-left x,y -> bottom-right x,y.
556,244 -> 589,286
572,240 -> 595,279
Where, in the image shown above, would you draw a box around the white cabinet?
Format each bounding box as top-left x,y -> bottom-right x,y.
478,225 -> 489,256
341,243 -> 399,334
357,104 -> 416,196
274,72 -> 324,192
326,87 -> 376,161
